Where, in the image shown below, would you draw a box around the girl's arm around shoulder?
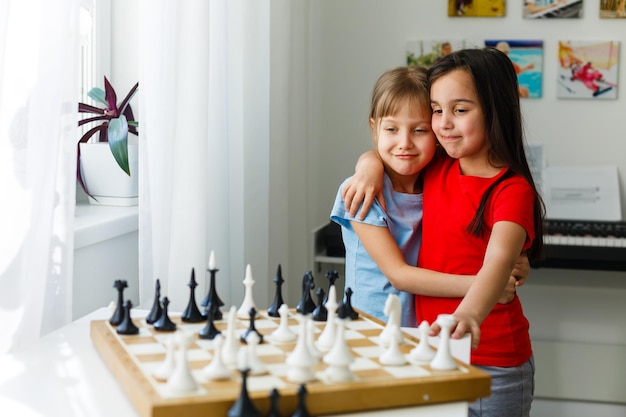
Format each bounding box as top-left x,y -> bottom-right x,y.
343,150 -> 385,220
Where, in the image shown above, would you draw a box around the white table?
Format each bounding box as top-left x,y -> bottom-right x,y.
0,308 -> 472,417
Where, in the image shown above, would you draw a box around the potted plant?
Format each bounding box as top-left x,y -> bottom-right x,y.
78,76 -> 139,205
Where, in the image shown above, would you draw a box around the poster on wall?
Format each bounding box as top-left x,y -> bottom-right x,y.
406,40 -> 466,68
485,40 -> 544,98
523,0 -> 583,18
600,0 -> 626,18
557,40 -> 619,99
448,0 -> 505,17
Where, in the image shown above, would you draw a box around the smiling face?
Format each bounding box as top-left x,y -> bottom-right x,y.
372,99 -> 436,193
429,69 -> 492,175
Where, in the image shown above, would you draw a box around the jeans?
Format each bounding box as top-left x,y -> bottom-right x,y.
469,355 -> 535,417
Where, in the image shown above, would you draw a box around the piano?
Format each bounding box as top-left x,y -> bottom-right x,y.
532,219 -> 626,271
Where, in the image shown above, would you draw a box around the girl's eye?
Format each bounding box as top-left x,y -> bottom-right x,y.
431,109 -> 442,115
455,108 -> 467,114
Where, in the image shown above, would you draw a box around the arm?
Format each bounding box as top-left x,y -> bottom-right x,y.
342,150 -> 385,220
350,220 -> 527,300
437,221 -> 528,349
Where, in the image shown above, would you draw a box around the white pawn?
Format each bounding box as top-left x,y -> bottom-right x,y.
430,314 -> 458,371
221,306 -> 240,367
243,332 -> 267,375
270,304 -> 296,343
165,331 -> 198,393
286,314 -> 317,383
409,321 -> 436,364
202,335 -> 232,380
153,334 -> 176,380
237,264 -> 257,319
379,323 -> 407,366
323,315 -> 354,382
316,285 -> 338,352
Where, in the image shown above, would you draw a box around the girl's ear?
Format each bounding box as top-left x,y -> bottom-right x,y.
369,117 -> 376,129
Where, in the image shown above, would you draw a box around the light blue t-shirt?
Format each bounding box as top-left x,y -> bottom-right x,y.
330,173 -> 423,327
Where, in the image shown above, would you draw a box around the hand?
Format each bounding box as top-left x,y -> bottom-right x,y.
341,171 -> 385,220
429,312 -> 482,350
498,275 -> 518,304
511,252 -> 530,287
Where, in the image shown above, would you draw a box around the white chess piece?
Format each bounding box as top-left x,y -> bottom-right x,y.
153,334 -> 176,380
379,323 -> 407,366
237,264 -> 257,319
306,315 -> 323,360
286,314 -> 317,383
202,335 -> 232,380
316,286 -> 338,352
165,331 -> 198,393
323,315 -> 354,382
270,304 -> 296,343
379,294 -> 404,347
430,314 -> 458,371
409,321 -> 436,364
243,332 -> 267,375
221,306 -> 240,367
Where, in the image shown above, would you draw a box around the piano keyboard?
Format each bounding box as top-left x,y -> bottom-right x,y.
533,219 -> 626,271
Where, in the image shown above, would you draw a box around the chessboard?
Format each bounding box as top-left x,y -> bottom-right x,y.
91,308 -> 490,417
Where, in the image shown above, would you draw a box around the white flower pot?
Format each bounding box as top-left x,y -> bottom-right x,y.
79,142 -> 139,206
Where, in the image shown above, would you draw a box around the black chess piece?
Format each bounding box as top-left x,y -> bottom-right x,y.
311,287 -> 327,322
291,384 -> 312,417
146,279 -> 163,324
339,287 -> 359,320
240,307 -> 264,344
153,297 -> 177,331
267,388 -> 282,417
198,307 -> 222,340
201,263 -> 224,320
182,268 -> 206,323
296,271 -> 316,314
116,300 -> 139,335
110,280 -> 128,326
227,368 -> 261,417
323,270 -> 340,305
267,264 -> 285,317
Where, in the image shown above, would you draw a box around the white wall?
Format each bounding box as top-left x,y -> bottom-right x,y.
307,1 -> 626,416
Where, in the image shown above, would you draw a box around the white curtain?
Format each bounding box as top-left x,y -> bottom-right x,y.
138,0 -> 305,311
0,0 -> 79,354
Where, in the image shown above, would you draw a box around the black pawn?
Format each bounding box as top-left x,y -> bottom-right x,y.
153,297 -> 177,331
267,388 -> 282,417
240,307 -> 264,344
291,384 -> 312,417
198,307 -> 222,340
182,268 -> 206,323
311,287 -> 327,322
110,280 -> 128,326
339,287 -> 359,320
227,368 -> 261,417
323,270 -> 340,305
201,265 -> 224,320
146,279 -> 163,324
267,264 -> 285,317
116,300 -> 139,335
296,271 -> 316,315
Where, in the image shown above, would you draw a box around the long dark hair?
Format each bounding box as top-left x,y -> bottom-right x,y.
427,47 -> 545,261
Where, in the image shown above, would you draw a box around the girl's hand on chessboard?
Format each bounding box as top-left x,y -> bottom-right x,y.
429,313 -> 482,351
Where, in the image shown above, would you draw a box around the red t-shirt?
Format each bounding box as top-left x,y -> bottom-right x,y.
417,156 -> 535,366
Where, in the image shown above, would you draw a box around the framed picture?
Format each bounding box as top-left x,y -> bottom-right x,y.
448,0 -> 505,17
523,0 -> 583,19
485,40 -> 544,98
600,0 -> 626,18
407,39 -> 466,68
557,40 -> 619,99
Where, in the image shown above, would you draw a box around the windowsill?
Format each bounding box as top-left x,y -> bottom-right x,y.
74,202 -> 139,249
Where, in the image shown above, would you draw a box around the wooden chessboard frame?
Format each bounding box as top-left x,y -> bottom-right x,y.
90,309 -> 490,417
